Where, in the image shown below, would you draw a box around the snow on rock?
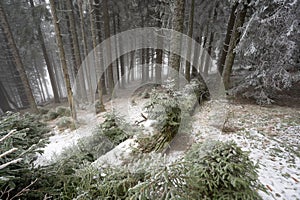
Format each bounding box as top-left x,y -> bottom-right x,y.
92,138 -> 138,168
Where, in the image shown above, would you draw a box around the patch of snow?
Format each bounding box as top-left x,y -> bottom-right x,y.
92,138 -> 138,168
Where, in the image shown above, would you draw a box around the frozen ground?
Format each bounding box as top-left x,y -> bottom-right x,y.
193,100 -> 300,200
36,91 -> 299,199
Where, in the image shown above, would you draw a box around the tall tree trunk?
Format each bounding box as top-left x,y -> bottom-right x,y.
103,0 -> 114,94
49,0 -> 77,120
89,0 -> 105,113
0,1 -> 38,112
112,13 -> 121,88
33,59 -> 46,102
218,2 -> 238,75
117,13 -> 125,88
78,0 -> 93,102
200,21 -> 209,73
155,9 -> 163,84
223,3 -> 248,90
51,51 -> 64,98
3,39 -> 29,108
66,0 -> 88,102
191,35 -> 201,78
170,0 -> 185,87
0,80 -> 14,112
94,0 -> 107,95
185,0 -> 195,82
29,0 -> 60,103
203,3 -> 217,76
129,51 -> 135,82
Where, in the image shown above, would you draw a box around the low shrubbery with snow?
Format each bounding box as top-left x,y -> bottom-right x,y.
1,81 -> 299,199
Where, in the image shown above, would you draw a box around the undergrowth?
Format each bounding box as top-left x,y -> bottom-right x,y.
0,112 -> 49,199
42,140 -> 263,199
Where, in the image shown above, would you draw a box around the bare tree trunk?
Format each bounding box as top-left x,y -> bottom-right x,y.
78,1 -> 94,102
103,0 -> 114,94
129,51 -> 135,82
0,81 -> 14,112
170,0 -> 185,87
112,13 -> 121,88
223,3 -> 248,90
94,0 -> 107,95
33,59 -> 46,102
117,13 -> 125,88
218,2 -> 238,75
185,0 -> 195,82
29,0 -> 60,103
0,1 -> 38,112
49,0 -> 77,120
203,3 -> 217,76
89,0 -> 105,113
65,0 -> 88,103
191,35 -> 201,78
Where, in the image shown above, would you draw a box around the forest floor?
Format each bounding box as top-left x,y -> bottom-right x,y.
36,84 -> 300,200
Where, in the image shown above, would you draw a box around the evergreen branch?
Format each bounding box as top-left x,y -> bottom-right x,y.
0,129 -> 16,143
0,158 -> 22,170
0,148 -> 18,159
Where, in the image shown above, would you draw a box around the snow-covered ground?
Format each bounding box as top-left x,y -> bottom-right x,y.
193,100 -> 300,199
36,91 -> 299,199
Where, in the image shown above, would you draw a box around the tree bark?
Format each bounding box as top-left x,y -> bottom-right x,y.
170,0 -> 185,87
89,0 -> 105,113
203,4 -> 218,76
49,0 -> 77,120
29,0 -> 60,103
78,0 -> 94,102
0,81 -> 14,112
94,0 -> 107,95
223,3 -> 248,90
191,35 -> 201,79
218,2 -> 238,75
117,13 -> 125,88
0,1 -> 38,113
129,51 -> 135,82
103,0 -> 114,94
185,0 -> 195,82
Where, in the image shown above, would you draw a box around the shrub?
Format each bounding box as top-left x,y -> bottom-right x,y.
129,140 -> 263,199
137,80 -> 194,153
45,109 -> 59,120
0,112 -> 49,199
55,106 -> 71,117
95,100 -> 106,114
98,112 -> 131,145
38,107 -> 49,115
30,139 -> 263,199
28,113 -> 133,199
56,116 -> 75,130
184,140 -> 263,199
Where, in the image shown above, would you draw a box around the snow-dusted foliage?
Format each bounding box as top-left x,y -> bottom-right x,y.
233,0 -> 299,104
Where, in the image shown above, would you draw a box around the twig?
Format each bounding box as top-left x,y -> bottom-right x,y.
0,130 -> 16,143
135,113 -> 148,125
10,179 -> 38,200
0,158 -> 22,170
0,148 -> 18,159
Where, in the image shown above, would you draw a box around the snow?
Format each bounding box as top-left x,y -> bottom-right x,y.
192,100 -> 300,199
35,91 -> 300,199
92,138 -> 138,168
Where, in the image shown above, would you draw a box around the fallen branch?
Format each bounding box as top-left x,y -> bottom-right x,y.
10,179 -> 38,200
135,113 -> 148,125
0,148 -> 18,159
0,129 -> 16,143
0,158 -> 22,170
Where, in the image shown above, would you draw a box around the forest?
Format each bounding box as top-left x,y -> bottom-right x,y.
0,0 -> 299,199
